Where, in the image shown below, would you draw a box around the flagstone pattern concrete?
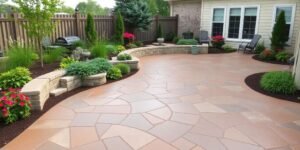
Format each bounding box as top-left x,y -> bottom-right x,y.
4,53 -> 300,150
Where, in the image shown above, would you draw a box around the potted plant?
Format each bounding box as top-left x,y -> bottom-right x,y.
211,35 -> 225,49
157,24 -> 164,45
182,31 -> 194,39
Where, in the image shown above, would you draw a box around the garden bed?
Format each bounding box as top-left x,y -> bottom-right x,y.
245,72 -> 300,102
252,55 -> 290,65
208,47 -> 236,54
29,62 -> 60,78
0,70 -> 138,148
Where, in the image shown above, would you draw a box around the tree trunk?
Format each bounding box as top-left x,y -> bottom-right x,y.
37,37 -> 44,68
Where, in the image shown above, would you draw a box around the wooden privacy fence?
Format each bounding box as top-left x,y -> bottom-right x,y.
0,13 -> 178,51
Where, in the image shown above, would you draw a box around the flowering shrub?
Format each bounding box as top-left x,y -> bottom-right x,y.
123,32 -> 135,40
211,35 -> 225,49
259,49 -> 276,61
0,88 -> 31,124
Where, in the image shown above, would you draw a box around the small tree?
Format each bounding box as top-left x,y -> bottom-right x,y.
115,0 -> 152,32
156,24 -> 163,38
114,11 -> 125,45
14,0 -> 61,67
85,13 -> 97,46
271,11 -> 289,51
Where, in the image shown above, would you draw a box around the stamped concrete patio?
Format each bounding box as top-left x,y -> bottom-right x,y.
4,53 -> 300,150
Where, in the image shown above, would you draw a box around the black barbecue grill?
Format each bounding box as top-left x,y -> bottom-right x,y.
55,36 -> 81,49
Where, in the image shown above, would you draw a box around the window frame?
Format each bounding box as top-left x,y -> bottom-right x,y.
225,5 -> 260,42
272,4 -> 296,43
211,7 -> 226,37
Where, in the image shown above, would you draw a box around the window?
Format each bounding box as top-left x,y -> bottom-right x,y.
212,8 -> 225,36
274,5 -> 295,39
228,8 -> 241,38
242,8 -> 258,39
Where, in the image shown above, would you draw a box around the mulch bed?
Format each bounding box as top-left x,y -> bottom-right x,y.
208,47 -> 236,54
252,55 -> 289,65
0,70 -> 138,148
245,72 -> 300,103
29,62 -> 60,78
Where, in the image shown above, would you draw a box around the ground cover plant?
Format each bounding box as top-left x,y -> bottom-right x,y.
260,71 -> 296,95
275,51 -> 291,62
222,44 -> 236,52
60,57 -> 77,69
115,63 -> 131,75
117,54 -> 132,61
0,67 -> 32,90
107,67 -> 122,80
176,39 -> 198,45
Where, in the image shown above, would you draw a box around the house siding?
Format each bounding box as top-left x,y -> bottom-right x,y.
170,0 -> 202,37
201,0 -> 300,53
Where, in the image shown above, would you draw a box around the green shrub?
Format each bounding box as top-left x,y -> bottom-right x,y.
271,11 -> 289,50
114,10 -> 125,45
107,67 -> 122,80
259,49 -> 276,61
0,89 -> 31,124
172,36 -> 180,43
43,47 -> 67,64
66,58 -> 112,78
73,40 -> 87,48
88,58 -> 112,73
126,43 -> 138,49
116,45 -> 126,53
222,44 -> 236,52
6,43 -> 38,70
85,13 -> 97,46
0,57 -> 7,73
133,41 -> 144,47
260,71 -> 296,94
115,63 -> 131,75
255,42 -> 265,54
156,24 -> 163,38
117,54 -> 132,61
0,67 -> 32,90
165,32 -> 176,42
176,39 -> 198,45
60,57 -> 77,69
275,52 -> 291,62
106,45 -> 118,56
90,41 -> 108,59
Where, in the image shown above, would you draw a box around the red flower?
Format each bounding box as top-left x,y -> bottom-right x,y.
4,100 -> 14,106
19,102 -> 25,107
123,32 -> 135,40
0,103 -> 3,107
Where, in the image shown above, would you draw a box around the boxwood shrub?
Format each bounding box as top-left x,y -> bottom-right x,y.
117,54 -> 132,61
115,63 -> 131,75
260,71 -> 296,95
176,39 -> 198,45
107,67 -> 122,80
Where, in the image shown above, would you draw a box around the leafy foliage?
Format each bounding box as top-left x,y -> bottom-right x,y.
133,41 -> 144,47
90,41 -> 108,59
176,39 -> 198,45
76,0 -> 110,15
271,11 -> 289,50
85,13 -> 97,46
114,11 -> 125,45
66,58 -> 112,78
126,43 -> 138,49
172,36 -> 180,43
255,42 -> 265,54
222,44 -> 236,52
43,47 -> 67,64
14,0 -> 61,67
57,5 -> 74,14
117,54 -> 132,61
0,67 -> 32,90
60,57 -> 77,69
165,32 -> 176,42
259,49 -> 276,61
6,43 -> 38,70
106,45 -> 118,56
115,0 -> 152,31
146,0 -> 169,16
211,35 -> 225,49
73,40 -> 87,48
115,63 -> 131,75
0,89 -> 31,124
116,45 -> 126,53
107,67 -> 122,80
260,71 -> 296,94
275,51 -> 291,62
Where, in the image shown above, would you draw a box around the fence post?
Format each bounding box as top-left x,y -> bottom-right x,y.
74,11 -> 81,38
12,13 -> 20,41
175,14 -> 179,36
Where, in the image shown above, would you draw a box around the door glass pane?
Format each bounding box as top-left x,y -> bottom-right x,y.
243,8 -> 257,39
228,8 -> 241,38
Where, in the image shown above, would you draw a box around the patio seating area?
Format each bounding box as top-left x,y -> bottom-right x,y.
5,53 -> 300,150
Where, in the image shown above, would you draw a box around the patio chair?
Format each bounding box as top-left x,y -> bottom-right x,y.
199,30 -> 210,45
41,37 -> 61,50
238,34 -> 261,53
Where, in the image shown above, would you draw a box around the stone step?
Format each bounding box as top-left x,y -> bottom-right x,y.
50,88 -> 67,97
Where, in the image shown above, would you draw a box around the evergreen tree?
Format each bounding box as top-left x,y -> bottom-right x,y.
271,11 -> 289,50
114,0 -> 152,32
85,13 -> 97,46
114,11 -> 125,45
156,24 -> 163,38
